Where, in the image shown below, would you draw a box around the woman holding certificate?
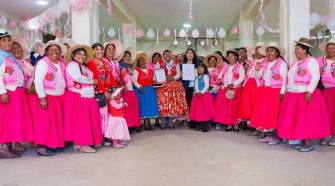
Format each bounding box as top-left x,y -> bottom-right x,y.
214,50 -> 245,132
181,48 -> 203,129
156,50 -> 188,130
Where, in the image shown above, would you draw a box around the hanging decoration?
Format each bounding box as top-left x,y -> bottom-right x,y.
179,28 -> 186,37
173,29 -> 179,46
0,16 -> 8,26
218,27 -> 226,38
107,0 -> 113,15
63,10 -> 72,37
147,28 -> 155,39
200,40 -> 206,46
156,28 -> 159,45
213,27 -> 219,46
163,29 -> 171,37
231,26 -> 239,35
327,16 -> 335,31
118,27 -> 121,41
191,29 -> 199,38
188,0 -> 193,21
310,13 -> 321,29
8,19 -> 18,29
206,28 -> 214,38
102,27 -> 106,42
136,28 -> 144,38
257,0 -> 265,40
107,27 -> 116,38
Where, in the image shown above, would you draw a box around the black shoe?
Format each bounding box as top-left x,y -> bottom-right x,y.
160,127 -> 167,130
168,127 -> 175,130
233,129 -> 240,133
201,129 -> 210,132
189,123 -> 196,129
37,149 -> 56,157
224,128 -> 233,132
144,127 -> 154,131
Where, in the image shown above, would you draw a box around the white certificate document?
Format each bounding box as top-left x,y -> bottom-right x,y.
182,64 -> 195,81
154,68 -> 166,83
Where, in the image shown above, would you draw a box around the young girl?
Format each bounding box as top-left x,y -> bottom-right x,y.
105,88 -> 131,148
189,64 -> 215,132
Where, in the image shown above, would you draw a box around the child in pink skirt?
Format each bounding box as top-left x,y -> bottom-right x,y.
278,38 -> 331,152
189,64 -> 215,132
317,38 -> 335,146
105,88 -> 131,148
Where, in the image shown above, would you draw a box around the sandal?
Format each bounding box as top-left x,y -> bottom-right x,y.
73,145 -> 97,153
37,149 -> 56,157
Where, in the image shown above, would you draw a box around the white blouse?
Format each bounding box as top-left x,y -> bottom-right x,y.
66,62 -> 94,98
194,75 -> 210,94
164,60 -> 181,80
0,59 -> 24,94
219,64 -> 245,87
287,57 -> 320,93
263,60 -> 288,94
133,68 -> 148,89
34,59 -> 66,98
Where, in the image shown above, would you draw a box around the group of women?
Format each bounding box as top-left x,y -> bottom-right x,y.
0,27 -> 334,160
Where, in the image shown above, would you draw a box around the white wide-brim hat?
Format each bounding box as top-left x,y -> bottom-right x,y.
11,36 -> 29,59
258,42 -> 286,56
319,38 -> 335,51
118,47 -> 137,64
42,40 -> 67,56
249,41 -> 265,55
104,39 -> 123,59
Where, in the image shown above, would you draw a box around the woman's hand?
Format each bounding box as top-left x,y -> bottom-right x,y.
1,93 -> 9,104
279,94 -> 284,101
167,75 -> 175,82
216,78 -> 222,84
40,97 -> 48,110
126,68 -> 133,76
196,92 -> 202,97
140,86 -> 145,93
305,92 -> 312,103
104,92 -> 111,100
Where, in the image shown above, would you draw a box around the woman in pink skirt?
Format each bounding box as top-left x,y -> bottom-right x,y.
214,50 -> 245,132
119,47 -> 141,133
318,38 -> 335,146
189,64 -> 215,132
105,88 -> 131,148
33,40 -> 67,156
0,30 -> 34,159
278,38 -> 331,152
250,42 -> 288,145
63,45 -> 102,153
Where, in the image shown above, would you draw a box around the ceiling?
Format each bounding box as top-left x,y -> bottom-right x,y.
0,0 -> 58,19
0,0 -> 333,39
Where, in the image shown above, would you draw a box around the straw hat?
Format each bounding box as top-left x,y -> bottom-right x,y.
258,42 -> 286,56
61,37 -> 76,48
204,53 -> 223,67
249,42 -> 265,55
42,40 -> 67,56
134,52 -> 149,68
118,47 -> 137,63
295,37 -> 314,48
319,38 -> 335,51
11,36 -> 29,59
64,45 -> 94,63
104,39 -> 123,59
0,29 -> 15,39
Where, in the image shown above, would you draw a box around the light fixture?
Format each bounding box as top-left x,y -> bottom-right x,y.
36,0 -> 49,6
183,23 -> 191,28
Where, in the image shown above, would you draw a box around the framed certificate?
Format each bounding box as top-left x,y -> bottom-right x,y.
182,64 -> 195,81
154,68 -> 166,83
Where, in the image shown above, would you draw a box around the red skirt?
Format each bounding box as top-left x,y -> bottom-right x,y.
31,95 -> 65,148
156,81 -> 188,117
122,90 -> 141,127
63,91 -> 102,146
189,92 -> 215,122
250,87 -> 281,131
278,90 -> 331,140
214,87 -> 242,125
0,88 -> 33,144
323,88 -> 335,135
239,78 -> 258,120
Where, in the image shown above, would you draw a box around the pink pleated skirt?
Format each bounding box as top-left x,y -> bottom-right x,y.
250,87 -> 281,131
0,88 -> 33,143
63,91 -> 102,146
239,78 -> 258,120
105,116 -> 131,141
122,90 -> 141,128
189,92 -> 215,122
278,89 -> 331,140
31,94 -> 65,148
100,105 -> 109,135
214,87 -> 242,125
323,87 -> 335,135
